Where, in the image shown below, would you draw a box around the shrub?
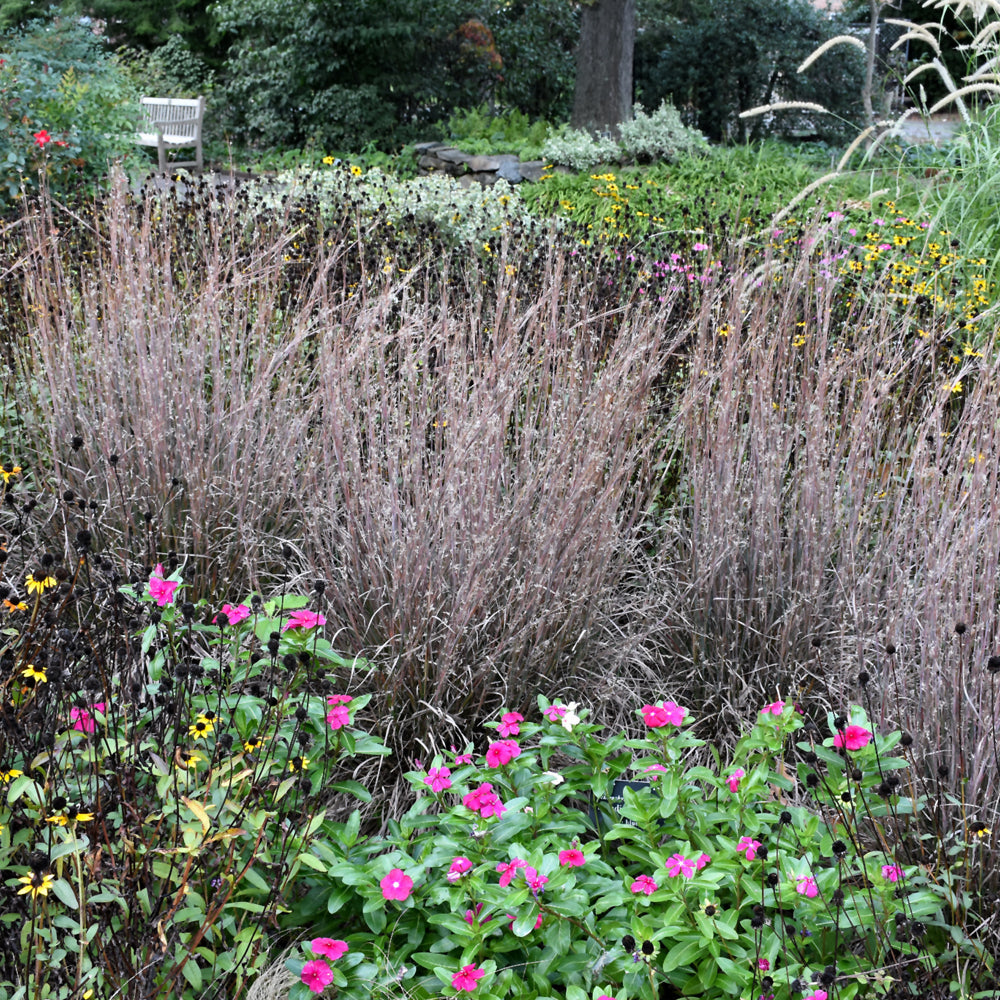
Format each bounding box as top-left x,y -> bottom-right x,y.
618,100 -> 708,164
444,104 -> 553,160
540,124 -> 620,171
0,17 -> 143,203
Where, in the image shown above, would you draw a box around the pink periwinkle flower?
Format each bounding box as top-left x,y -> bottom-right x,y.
326,704 -> 350,731
497,858 -> 527,887
666,853 -> 696,878
451,964 -> 486,992
881,864 -> 903,883
643,764 -> 667,781
282,609 -> 326,632
727,768 -> 745,793
803,992 -> 828,1000
70,702 -> 105,734
507,911 -> 543,930
148,564 -> 178,607
762,700 -> 785,716
300,959 -> 334,993
380,868 -> 413,901
737,836 -> 763,861
213,602 -> 250,625
630,874 -> 658,895
693,241 -> 709,251
310,938 -> 348,961
543,704 -> 567,721
597,995 -> 617,1000
833,724 -> 873,751
424,766 -> 452,792
695,852 -> 711,870
463,782 -> 505,819
641,700 -> 685,728
497,711 -> 523,737
447,856 -> 472,882
558,848 -> 585,867
522,866 -> 548,893
485,739 -> 520,767
795,874 -> 819,898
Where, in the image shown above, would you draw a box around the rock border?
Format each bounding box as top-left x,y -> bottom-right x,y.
411,142 -> 571,187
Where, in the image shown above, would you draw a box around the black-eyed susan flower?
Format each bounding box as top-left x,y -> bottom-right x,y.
46,813 -> 68,826
22,665 -> 47,684
243,737 -> 263,753
0,463 -> 21,484
17,871 -> 54,899
188,715 -> 215,739
25,572 -> 57,595
1,767 -> 23,783
176,750 -> 204,770
288,755 -> 309,773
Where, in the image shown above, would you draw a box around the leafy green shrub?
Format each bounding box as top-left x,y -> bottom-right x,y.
540,124 -> 620,172
445,104 -> 553,160
619,100 -> 708,164
0,17 -> 142,203
279,698 -> 989,999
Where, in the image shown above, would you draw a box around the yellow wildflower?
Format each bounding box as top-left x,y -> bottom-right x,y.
17,872 -> 54,899
0,464 -> 21,483
25,572 -> 57,595
22,665 -> 47,684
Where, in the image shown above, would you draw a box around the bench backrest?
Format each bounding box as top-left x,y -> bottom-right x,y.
140,97 -> 205,138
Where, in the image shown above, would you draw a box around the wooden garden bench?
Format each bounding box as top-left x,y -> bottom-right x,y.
138,96 -> 205,172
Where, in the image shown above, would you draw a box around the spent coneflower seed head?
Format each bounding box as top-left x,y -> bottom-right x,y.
987,656 -> 1000,674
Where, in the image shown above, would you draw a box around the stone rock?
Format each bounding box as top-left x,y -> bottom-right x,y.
434,147 -> 473,165
496,160 -> 523,184
517,161 -> 548,182
467,154 -> 503,172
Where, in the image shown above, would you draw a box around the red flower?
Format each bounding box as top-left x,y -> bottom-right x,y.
33,129 -> 51,147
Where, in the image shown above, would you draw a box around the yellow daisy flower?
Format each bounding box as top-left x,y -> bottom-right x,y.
17,872 -> 54,899
0,463 -> 21,483
22,665 -> 47,684
25,572 -> 57,595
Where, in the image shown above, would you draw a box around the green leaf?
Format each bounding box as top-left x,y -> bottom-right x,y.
180,957 -> 202,991
50,836 -> 89,861
329,779 -> 372,802
50,878 -> 78,909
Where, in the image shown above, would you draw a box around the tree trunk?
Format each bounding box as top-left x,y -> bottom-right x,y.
571,0 -> 635,139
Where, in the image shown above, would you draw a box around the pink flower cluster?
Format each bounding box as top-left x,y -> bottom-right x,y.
70,702 -> 105,734
641,700 -> 686,728
300,938 -> 349,994
463,782 -> 505,819
497,711 -> 523,736
148,564 -> 178,607
213,602 -> 250,625
727,767 -> 745,793
325,694 -> 352,731
485,739 -> 520,767
447,856 -> 472,882
282,608 -> 326,632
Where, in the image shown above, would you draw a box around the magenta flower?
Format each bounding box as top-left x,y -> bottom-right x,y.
148,564 -> 178,607
497,711 -> 523,737
642,701 -> 685,727
737,836 -> 763,860
424,766 -> 452,792
451,964 -> 486,992
282,608 -> 326,632
803,992 -> 828,1000
213,602 -> 250,625
695,852 -> 711,870
543,704 -> 567,721
310,938 -> 348,960
326,704 -> 350,730
496,858 -> 527,887
666,853 -> 696,878
463,782 -> 506,819
485,739 -> 520,767
758,958 -> 770,970
726,768 -> 745,793
301,959 -> 334,993
327,694 -> 351,705
380,868 -> 413,901
447,856 -> 472,882
522,866 -> 548,893
692,241 -> 709,251
881,864 -> 903,883
643,764 -> 667,781
795,874 -> 819,898
507,911 -> 543,930
762,700 -> 785,716
833,724 -> 873,751
630,874 -> 658,895
70,701 -> 105,734
558,848 -> 585,867
597,995 -> 617,1000
453,748 -> 475,764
